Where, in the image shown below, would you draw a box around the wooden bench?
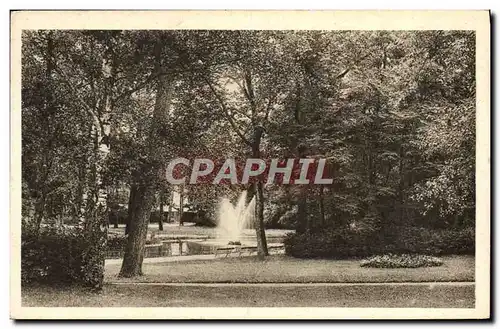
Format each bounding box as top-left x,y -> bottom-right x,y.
214,246 -> 239,257
214,245 -> 284,258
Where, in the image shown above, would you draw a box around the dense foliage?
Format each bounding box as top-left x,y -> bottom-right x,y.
283,226 -> 474,259
22,30 -> 476,276
21,221 -> 105,288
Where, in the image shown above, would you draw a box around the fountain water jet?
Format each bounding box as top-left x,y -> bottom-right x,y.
216,191 -> 255,244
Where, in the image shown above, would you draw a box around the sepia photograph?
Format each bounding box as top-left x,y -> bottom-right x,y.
10,10 -> 490,320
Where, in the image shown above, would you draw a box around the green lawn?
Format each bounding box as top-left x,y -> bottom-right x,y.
105,255 -> 475,284
22,282 -> 474,308
22,255 -> 475,308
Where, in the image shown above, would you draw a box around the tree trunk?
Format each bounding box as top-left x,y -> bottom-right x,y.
109,187 -> 119,228
251,126 -> 268,258
125,185 -> 136,235
398,144 -> 405,224
254,180 -> 268,258
80,50 -> 114,228
119,41 -> 174,277
296,195 -> 308,234
167,204 -> 172,223
295,144 -> 308,234
159,190 -> 164,231
318,185 -> 325,228
34,195 -> 46,232
33,32 -> 55,232
179,186 -> 185,226
118,184 -> 156,277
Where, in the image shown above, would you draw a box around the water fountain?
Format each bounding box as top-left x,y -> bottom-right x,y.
216,191 -> 255,244
182,191 -> 285,257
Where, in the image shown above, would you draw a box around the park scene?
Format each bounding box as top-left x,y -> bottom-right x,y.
21,30 -> 475,308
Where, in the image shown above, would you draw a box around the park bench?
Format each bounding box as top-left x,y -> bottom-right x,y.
214,244 -> 284,258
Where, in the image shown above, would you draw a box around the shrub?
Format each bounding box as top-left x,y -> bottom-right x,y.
21,221 -> 106,289
360,254 -> 443,268
383,226 -> 475,255
149,211 -> 164,224
283,228 -> 381,259
107,234 -> 128,250
284,226 -> 474,259
108,206 -> 128,225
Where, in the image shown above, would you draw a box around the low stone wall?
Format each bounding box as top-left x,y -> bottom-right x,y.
185,241 -> 217,255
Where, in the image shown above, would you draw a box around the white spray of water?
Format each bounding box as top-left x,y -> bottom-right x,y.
216,191 -> 255,243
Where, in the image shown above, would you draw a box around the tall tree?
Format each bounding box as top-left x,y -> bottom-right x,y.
119,33 -> 177,277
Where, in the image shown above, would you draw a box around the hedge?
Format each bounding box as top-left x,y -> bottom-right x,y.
284,226 -> 474,259
21,222 -> 106,289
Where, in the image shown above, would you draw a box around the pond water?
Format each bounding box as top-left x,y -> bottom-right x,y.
105,237 -> 285,259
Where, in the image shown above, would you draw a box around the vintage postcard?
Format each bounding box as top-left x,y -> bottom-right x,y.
10,10 -> 490,320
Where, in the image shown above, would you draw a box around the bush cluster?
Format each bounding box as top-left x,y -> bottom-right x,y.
284,226 -> 474,259
108,208 -> 171,225
108,208 -> 212,226
107,234 -> 127,250
21,222 -> 106,289
360,254 -> 444,268
386,226 -> 475,255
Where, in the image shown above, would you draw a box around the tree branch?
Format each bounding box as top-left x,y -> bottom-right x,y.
203,76 -> 252,147
264,94 -> 276,121
243,69 -> 257,115
54,66 -> 102,135
229,106 -> 253,121
166,36 -> 254,146
112,57 -> 250,105
335,51 -> 373,80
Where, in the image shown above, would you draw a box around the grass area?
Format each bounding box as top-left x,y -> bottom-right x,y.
23,254 -> 475,308
105,255 -> 475,284
22,283 -> 475,308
